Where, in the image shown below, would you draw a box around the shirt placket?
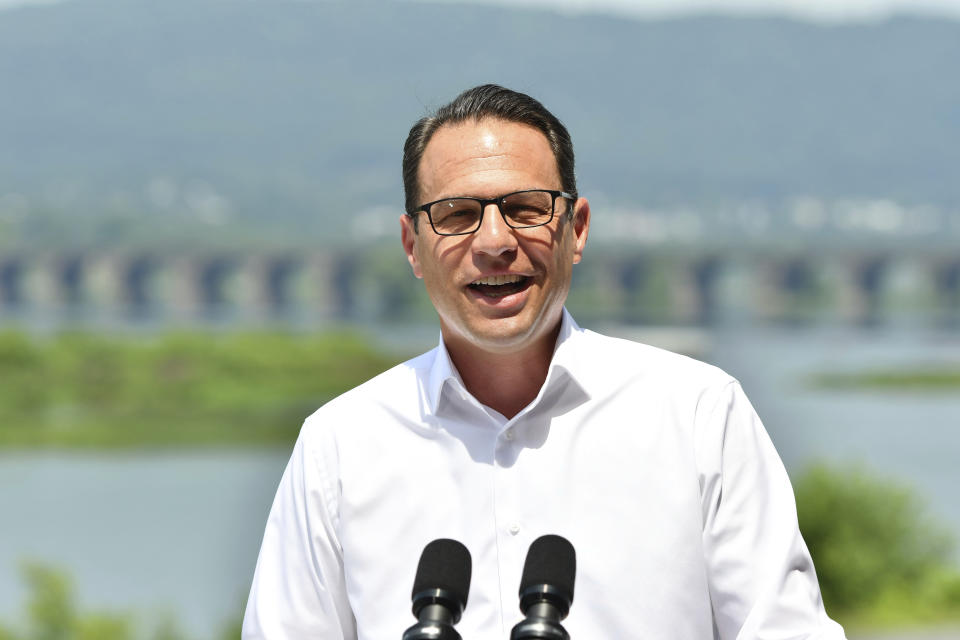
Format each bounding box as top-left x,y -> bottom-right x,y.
492,414 -> 525,634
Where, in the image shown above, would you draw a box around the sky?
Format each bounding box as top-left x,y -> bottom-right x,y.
2,0 -> 960,21
430,0 -> 960,22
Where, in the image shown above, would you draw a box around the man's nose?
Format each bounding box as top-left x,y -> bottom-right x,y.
472,204 -> 518,256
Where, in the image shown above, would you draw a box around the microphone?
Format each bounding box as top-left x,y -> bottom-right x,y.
402,538 -> 472,640
510,534 -> 576,640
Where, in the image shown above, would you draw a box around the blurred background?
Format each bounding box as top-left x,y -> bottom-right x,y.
1,0 -> 959,637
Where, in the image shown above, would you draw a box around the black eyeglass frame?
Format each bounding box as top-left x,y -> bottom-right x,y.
406,189 -> 576,236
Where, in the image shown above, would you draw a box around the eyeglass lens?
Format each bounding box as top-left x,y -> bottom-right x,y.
429,190 -> 555,235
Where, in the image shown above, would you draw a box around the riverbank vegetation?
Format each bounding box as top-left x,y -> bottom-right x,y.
4,329 -> 958,448
0,329 -> 405,448
0,563 -> 237,640
795,464 -> 960,630
809,367 -> 960,391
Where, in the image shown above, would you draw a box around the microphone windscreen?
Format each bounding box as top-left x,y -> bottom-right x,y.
412,538 -> 472,608
519,534 -> 576,602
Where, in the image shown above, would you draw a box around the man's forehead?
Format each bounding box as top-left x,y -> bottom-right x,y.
423,119 -> 552,164
417,118 -> 559,198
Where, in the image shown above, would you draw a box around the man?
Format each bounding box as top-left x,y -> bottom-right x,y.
243,85 -> 845,639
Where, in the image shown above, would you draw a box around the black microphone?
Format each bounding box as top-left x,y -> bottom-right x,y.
510,534 -> 576,640
402,538 -> 472,640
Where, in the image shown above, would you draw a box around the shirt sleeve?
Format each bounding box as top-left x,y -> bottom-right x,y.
242,422 -> 357,639
696,380 -> 847,640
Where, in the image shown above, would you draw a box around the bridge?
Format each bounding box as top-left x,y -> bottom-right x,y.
1,245 -> 958,329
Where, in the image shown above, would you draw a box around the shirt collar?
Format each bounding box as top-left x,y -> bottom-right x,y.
425,334 -> 463,415
424,308 -> 594,417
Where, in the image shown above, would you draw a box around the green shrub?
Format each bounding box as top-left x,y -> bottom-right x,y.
0,563 -> 238,640
795,463 -> 960,623
0,563 -> 134,640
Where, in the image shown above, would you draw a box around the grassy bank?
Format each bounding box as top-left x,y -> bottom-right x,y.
0,329 -> 406,448
5,330 -> 957,448
809,368 -> 960,392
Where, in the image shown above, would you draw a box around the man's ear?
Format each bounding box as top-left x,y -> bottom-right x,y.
571,197 -> 590,265
400,214 -> 423,279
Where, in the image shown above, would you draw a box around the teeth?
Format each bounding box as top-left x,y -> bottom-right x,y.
472,274 -> 523,286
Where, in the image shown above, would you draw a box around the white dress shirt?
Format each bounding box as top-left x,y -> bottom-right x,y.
243,310 -> 846,639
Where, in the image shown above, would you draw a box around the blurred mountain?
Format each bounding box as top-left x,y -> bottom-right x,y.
1,0 -> 959,247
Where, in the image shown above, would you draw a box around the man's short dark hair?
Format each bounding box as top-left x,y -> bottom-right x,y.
402,84 -> 577,229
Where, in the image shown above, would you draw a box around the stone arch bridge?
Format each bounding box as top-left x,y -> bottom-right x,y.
0,245 -> 957,328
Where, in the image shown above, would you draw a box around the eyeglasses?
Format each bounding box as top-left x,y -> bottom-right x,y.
407,189 -> 575,236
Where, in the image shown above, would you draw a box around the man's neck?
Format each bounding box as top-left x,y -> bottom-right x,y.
442,322 -> 561,420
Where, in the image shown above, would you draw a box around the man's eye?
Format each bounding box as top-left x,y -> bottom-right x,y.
505,205 -> 545,219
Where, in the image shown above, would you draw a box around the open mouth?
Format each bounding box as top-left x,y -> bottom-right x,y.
467,274 -> 532,298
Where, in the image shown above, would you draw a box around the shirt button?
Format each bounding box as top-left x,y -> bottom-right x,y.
504,428 -> 515,441
509,523 -> 521,535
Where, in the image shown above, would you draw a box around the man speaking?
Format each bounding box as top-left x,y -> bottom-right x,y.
242,85 -> 846,639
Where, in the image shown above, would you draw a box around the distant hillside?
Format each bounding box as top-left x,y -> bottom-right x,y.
1,0 -> 959,247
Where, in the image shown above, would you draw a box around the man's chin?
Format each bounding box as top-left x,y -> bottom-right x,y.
444,314 -> 558,355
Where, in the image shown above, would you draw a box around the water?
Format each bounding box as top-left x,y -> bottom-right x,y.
0,326 -> 958,635
0,450 -> 289,635
707,326 -> 960,538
